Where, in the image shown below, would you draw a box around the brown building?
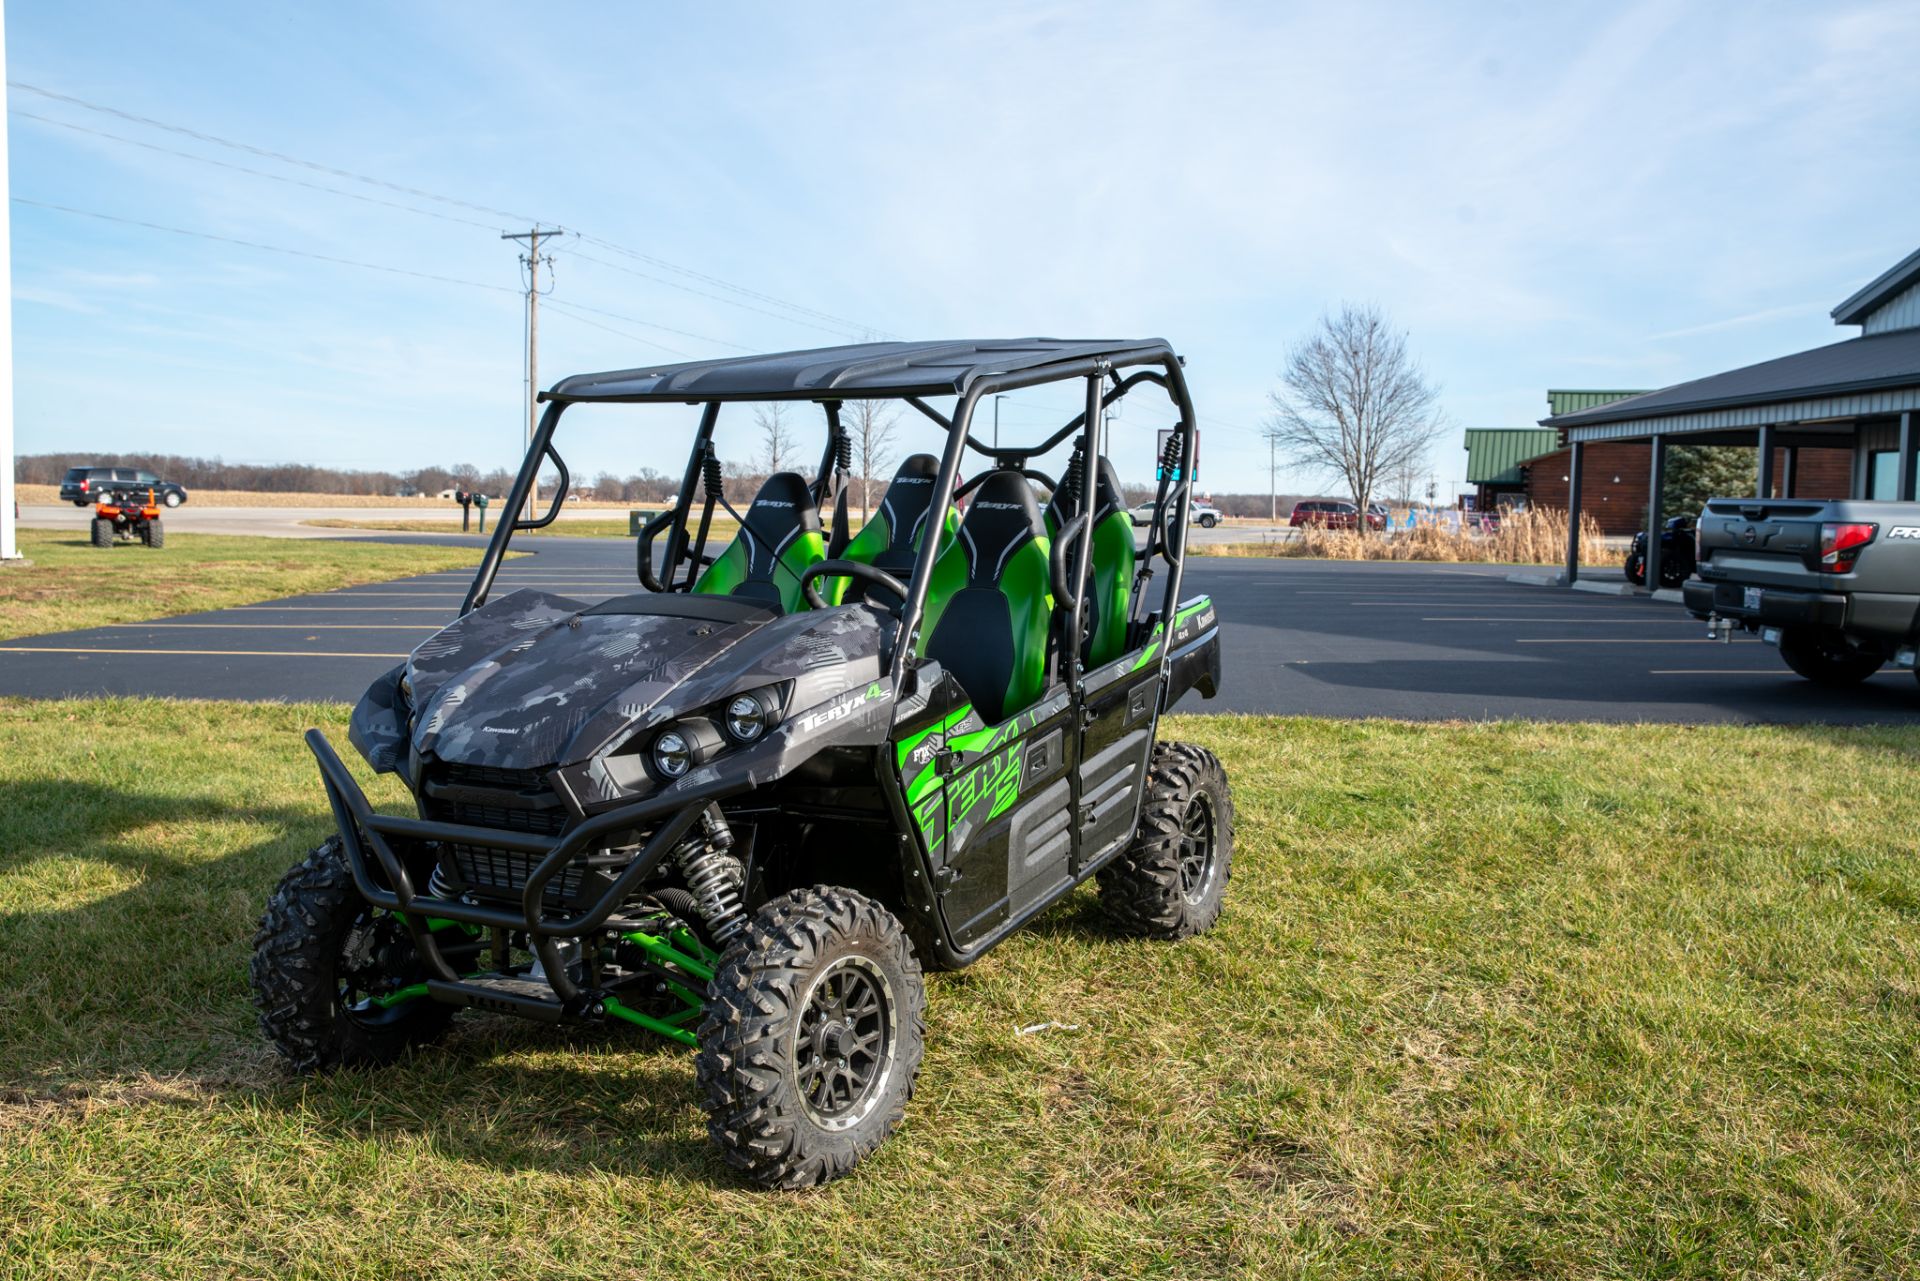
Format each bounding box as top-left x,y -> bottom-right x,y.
1522,441 -> 1855,536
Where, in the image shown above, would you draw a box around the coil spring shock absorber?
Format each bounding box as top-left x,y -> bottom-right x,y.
702,446 -> 724,502
677,805 -> 747,946
1061,444 -> 1084,508
836,431 -> 853,474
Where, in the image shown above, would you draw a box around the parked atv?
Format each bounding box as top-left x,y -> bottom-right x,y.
252,339 -> 1229,1187
1625,513 -> 1694,588
89,488 -> 165,549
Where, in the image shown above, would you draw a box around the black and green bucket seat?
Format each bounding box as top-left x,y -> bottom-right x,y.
692,471 -> 826,614
1044,455 -> 1135,667
827,453 -> 958,606
918,470 -> 1054,724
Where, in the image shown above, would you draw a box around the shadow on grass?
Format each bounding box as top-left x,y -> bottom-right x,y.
0,780 -> 730,1183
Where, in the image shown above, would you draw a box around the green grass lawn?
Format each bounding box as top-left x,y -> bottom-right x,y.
0,529 -> 494,641
2,701 -> 1918,1278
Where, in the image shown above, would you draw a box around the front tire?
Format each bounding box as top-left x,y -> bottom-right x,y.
251,836 -> 455,1073
1624,549 -> 1646,586
162,491 -> 183,507
697,887 -> 926,1189
1198,514 -> 1217,528
1098,742 -> 1234,939
1778,626 -> 1883,686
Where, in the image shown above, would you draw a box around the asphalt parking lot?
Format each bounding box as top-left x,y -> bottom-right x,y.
2,536 -> 1916,723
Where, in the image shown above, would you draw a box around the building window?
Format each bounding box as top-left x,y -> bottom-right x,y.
1868,450 -> 1902,500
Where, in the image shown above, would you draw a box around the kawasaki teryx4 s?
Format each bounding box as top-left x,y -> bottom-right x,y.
253,338 -> 1229,1187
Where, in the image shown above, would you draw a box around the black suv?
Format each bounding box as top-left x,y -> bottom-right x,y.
60,466 -> 189,508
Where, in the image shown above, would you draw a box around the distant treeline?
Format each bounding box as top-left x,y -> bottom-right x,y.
16,452 -> 1333,516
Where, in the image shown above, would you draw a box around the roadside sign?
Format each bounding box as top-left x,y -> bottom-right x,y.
1155,428 -> 1199,482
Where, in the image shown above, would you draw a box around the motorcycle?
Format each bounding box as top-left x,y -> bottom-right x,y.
1625,513 -> 1696,588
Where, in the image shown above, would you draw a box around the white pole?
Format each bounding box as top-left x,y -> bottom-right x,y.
0,0 -> 17,563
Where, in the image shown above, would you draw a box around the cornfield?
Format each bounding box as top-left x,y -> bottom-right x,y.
1213,507 -> 1616,565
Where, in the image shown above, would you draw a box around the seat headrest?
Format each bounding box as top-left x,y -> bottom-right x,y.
1047,455 -> 1127,527
742,472 -> 820,551
958,470 -> 1044,585
876,453 -> 940,553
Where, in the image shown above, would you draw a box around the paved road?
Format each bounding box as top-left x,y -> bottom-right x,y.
2,535 -> 1915,722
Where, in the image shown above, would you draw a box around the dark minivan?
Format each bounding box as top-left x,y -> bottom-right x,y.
60,466 -> 189,507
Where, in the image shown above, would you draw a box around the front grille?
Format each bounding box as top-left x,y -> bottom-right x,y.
449,843 -> 590,904
422,759 -> 568,837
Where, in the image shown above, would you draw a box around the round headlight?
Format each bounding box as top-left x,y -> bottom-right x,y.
725,693 -> 770,742
652,729 -> 693,779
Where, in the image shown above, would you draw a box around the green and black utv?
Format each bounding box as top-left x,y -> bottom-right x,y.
253,338 -> 1230,1187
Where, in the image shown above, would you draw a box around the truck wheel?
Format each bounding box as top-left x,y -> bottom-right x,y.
162,491 -> 182,507
143,522 -> 165,549
251,836 -> 454,1073
1624,550 -> 1646,586
1777,626 -> 1884,686
1198,514 -> 1217,528
697,886 -> 926,1189
90,517 -> 114,549
1099,742 -> 1235,939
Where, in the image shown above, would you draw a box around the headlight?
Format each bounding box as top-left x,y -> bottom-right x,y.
724,691 -> 773,742
652,729 -> 693,779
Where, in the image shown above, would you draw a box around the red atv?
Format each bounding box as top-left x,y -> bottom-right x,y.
91,488 -> 165,549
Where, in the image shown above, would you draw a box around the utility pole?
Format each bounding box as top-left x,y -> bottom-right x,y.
503,226 -> 561,522
0,6 -> 18,566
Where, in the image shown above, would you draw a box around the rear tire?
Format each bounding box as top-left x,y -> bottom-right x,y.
251,836 -> 455,1073
143,522 -> 164,549
1778,626 -> 1884,686
697,886 -> 926,1189
1098,742 -> 1234,939
90,517 -> 114,549
1624,550 -> 1646,586
163,491 -> 182,507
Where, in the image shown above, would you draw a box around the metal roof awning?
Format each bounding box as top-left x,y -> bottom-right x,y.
543,338 -> 1174,403
1463,428 -> 1558,484
1541,328 -> 1920,443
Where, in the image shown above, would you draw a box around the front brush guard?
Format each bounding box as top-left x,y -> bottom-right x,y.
307,729 -> 740,1000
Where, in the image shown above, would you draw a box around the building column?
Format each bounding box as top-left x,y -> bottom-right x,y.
1564,440 -> 1585,585
1781,446 -> 1797,499
1645,435 -> 1665,591
1900,411 -> 1916,502
1755,423 -> 1775,498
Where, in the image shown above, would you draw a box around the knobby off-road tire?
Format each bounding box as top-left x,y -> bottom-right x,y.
696,886 -> 926,1189
251,835 -> 453,1073
1778,626 -> 1884,687
1098,742 -> 1235,939
142,522 -> 164,549
90,517 -> 114,549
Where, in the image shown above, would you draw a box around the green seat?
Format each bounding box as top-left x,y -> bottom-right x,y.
1044,456 -> 1135,667
829,453 -> 956,606
918,471 -> 1053,724
692,472 -> 825,614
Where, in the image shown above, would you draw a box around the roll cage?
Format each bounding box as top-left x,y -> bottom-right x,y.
460,338 -> 1202,701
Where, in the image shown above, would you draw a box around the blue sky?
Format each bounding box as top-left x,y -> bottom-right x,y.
9,0 -> 1919,497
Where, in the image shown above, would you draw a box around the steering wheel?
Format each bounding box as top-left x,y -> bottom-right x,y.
801,559 -> 910,614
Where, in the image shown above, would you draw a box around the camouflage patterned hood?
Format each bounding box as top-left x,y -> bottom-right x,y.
401,588 -> 887,772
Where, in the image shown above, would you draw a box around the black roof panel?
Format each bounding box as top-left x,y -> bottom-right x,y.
1542,327 -> 1920,428
545,338 -> 1171,402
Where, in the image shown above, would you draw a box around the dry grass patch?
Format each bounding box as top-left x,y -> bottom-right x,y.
1209,507 -> 1616,565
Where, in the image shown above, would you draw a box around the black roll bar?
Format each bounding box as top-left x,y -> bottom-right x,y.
463,399 -> 569,614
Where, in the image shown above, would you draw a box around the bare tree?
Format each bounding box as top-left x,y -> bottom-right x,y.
846,400 -> 899,519
755,403 -> 796,475
1264,304 -> 1444,531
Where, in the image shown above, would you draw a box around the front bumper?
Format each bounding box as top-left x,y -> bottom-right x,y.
308,729 -> 741,994
1682,579 -> 1847,628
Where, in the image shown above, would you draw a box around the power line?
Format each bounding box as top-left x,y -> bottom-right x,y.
9,81 -> 542,225
546,297 -> 754,352
10,80 -> 901,341
11,108 -> 505,232
542,301 -> 693,359
568,249 -> 872,342
12,196 -> 518,294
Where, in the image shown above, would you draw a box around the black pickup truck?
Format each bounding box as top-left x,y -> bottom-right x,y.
1683,497 -> 1920,688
